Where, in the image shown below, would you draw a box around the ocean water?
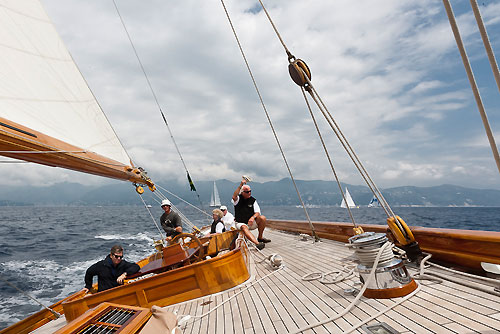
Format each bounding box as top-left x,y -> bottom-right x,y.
1,205 -> 499,329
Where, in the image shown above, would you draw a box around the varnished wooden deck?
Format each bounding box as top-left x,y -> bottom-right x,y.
165,228 -> 500,334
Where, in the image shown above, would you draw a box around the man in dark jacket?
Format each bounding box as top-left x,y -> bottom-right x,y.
84,244 -> 140,293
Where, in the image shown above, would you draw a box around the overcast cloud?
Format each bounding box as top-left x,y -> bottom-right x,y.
3,0 -> 500,190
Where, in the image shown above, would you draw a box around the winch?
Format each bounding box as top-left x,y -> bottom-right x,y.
349,232 -> 417,299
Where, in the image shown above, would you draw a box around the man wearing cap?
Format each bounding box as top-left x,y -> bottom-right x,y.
220,205 -> 235,230
160,199 -> 183,241
231,177 -> 270,250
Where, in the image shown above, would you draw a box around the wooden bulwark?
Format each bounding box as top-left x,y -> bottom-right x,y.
167,228 -> 500,334
267,219 -> 500,271
62,242 -> 250,322
0,290 -> 87,334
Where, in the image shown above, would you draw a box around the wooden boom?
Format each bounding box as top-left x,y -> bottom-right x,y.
0,117 -> 153,187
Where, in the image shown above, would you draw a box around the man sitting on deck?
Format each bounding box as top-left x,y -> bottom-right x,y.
84,244 -> 140,293
231,178 -> 269,250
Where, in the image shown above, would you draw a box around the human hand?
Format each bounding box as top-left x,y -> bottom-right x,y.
117,273 -> 127,284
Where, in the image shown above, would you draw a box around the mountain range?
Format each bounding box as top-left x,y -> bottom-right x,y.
1,178 -> 500,207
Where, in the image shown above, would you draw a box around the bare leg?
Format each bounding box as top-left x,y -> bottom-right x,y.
256,215 -> 267,239
240,225 -> 259,245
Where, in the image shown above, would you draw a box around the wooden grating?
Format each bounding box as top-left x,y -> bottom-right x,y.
54,303 -> 151,334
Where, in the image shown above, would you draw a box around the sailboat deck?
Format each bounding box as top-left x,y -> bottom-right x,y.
166,228 -> 500,334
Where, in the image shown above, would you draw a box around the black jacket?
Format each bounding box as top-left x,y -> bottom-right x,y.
84,255 -> 140,292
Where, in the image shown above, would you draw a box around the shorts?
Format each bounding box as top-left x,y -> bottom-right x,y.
236,220 -> 257,231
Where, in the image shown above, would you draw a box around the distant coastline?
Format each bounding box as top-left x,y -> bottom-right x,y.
2,179 -> 500,207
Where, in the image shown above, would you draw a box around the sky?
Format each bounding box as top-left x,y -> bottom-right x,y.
3,0 -> 500,190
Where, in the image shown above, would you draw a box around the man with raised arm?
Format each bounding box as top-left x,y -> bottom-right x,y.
231,177 -> 270,250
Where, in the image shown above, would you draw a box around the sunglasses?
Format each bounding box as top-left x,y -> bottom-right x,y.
112,254 -> 123,259
243,190 -> 251,193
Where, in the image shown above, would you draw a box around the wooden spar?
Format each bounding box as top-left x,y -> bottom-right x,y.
0,117 -> 153,187
267,219 -> 500,271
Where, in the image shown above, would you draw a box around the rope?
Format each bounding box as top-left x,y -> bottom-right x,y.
0,273 -> 62,318
137,193 -> 166,244
112,0 -> 205,208
304,79 -> 395,219
152,188 -> 202,231
290,242 -> 394,334
155,184 -> 211,219
178,242 -> 284,328
253,0 -> 400,226
300,87 -> 358,228
443,0 -> 500,176
219,0 -> 319,241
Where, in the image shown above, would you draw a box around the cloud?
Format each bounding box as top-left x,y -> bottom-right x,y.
2,0 -> 500,190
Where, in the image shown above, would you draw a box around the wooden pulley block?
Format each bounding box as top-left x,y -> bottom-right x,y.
288,59 -> 311,86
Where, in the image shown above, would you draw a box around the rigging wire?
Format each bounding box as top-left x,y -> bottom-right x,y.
0,274 -> 62,319
254,0 -> 402,226
155,183 -> 212,218
112,0 -> 205,209
300,87 -> 358,228
151,187 -> 203,232
219,0 -> 319,241
137,193 -> 166,244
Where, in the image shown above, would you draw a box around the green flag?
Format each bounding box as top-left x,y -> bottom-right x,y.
187,172 -> 196,191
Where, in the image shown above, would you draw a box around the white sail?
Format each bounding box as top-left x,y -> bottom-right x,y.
209,181 -> 221,207
0,1 -> 130,165
340,187 -> 356,208
368,196 -> 379,207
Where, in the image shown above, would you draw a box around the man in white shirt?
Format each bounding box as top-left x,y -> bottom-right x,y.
220,205 -> 235,230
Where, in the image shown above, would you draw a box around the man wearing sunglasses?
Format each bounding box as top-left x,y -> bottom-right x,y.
231,177 -> 271,250
84,244 -> 140,293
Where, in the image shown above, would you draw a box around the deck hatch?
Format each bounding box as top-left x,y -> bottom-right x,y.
362,322 -> 399,334
55,302 -> 151,334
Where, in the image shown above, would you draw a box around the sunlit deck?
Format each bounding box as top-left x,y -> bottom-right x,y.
165,228 -> 500,334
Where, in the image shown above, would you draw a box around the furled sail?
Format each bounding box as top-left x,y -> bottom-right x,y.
0,1 -> 153,188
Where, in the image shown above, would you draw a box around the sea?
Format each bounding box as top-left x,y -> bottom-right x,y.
1,205 -> 500,329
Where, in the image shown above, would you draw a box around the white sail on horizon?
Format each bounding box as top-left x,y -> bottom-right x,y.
209,181 -> 221,207
340,187 -> 356,208
368,195 -> 379,207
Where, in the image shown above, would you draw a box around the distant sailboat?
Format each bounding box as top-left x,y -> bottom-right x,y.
368,196 -> 379,207
209,181 -> 221,207
340,187 -> 356,208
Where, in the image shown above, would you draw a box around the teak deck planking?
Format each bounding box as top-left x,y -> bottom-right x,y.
164,228 -> 500,334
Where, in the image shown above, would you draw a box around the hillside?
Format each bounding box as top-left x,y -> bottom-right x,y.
1,179 -> 500,207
